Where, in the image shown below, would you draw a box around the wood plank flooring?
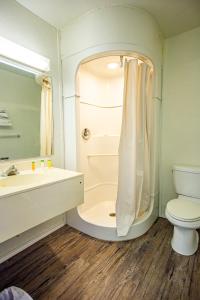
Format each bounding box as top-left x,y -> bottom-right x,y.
0,218 -> 199,300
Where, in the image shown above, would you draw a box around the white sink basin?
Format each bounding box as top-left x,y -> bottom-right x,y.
0,174 -> 44,187
0,168 -> 82,193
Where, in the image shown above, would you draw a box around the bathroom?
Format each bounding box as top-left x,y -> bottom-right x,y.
0,0 -> 200,299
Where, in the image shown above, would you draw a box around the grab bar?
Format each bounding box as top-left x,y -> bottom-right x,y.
80,101 -> 122,109
64,95 -> 122,108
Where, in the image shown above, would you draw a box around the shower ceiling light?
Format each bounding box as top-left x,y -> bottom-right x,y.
107,62 -> 119,70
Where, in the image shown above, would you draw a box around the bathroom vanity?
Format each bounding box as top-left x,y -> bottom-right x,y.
0,168 -> 84,243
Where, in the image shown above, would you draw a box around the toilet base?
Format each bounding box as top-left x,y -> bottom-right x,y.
171,225 -> 199,256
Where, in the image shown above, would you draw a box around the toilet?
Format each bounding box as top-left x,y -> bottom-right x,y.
166,165 -> 200,256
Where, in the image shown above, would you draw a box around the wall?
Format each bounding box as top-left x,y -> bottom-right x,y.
160,26 -> 200,216
61,6 -> 162,60
0,0 -> 65,263
0,65 -> 41,160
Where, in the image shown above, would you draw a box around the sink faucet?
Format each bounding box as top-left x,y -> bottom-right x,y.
1,165 -> 19,177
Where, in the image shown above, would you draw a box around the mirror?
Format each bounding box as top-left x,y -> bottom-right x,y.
0,61 -> 53,161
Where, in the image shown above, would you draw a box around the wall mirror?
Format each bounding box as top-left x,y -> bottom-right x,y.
0,38 -> 53,161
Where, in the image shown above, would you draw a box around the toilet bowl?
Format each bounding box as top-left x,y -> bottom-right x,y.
165,165 -> 200,256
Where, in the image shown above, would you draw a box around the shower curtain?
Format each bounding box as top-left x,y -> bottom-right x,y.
116,59 -> 153,236
40,76 -> 53,156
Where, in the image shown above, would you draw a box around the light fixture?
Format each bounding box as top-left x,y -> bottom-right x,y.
0,57 -> 43,76
0,36 -> 50,73
107,62 -> 119,70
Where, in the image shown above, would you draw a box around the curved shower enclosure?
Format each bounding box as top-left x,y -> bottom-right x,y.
66,53 -> 159,241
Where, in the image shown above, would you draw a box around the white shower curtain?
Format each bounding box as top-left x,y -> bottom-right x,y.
40,76 -> 53,156
116,59 -> 153,236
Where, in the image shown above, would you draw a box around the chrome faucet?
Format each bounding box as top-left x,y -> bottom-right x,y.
1,165 -> 19,177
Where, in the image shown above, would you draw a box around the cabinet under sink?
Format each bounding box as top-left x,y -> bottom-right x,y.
0,168 -> 84,243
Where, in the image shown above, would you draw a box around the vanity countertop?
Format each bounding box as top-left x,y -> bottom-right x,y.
0,167 -> 83,198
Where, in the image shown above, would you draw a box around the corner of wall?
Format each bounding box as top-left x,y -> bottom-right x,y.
158,38 -> 166,218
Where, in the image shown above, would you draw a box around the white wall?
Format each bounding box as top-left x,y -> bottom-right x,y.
61,6 -> 162,61
160,26 -> 200,216
0,0 -> 64,167
0,0 -> 65,262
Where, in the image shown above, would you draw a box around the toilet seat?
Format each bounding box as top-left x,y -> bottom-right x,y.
166,197 -> 200,222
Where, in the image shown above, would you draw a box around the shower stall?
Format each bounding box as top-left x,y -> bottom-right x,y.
66,53 -> 159,241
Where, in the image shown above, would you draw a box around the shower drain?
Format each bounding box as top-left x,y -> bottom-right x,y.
109,212 -> 116,217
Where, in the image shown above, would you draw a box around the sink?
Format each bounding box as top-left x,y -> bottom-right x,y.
0,174 -> 44,187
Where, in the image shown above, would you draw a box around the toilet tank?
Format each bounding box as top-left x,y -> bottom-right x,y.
173,165 -> 200,198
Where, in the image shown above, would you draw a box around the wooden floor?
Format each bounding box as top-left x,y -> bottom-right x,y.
0,218 -> 199,300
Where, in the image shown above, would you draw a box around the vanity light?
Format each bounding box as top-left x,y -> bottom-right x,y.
107,62 -> 119,70
0,57 -> 43,75
0,36 -> 50,72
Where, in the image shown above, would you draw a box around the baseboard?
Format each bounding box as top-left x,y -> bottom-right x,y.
0,214 -> 66,264
159,212 -> 166,218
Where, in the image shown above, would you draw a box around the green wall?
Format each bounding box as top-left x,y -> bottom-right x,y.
160,26 -> 200,216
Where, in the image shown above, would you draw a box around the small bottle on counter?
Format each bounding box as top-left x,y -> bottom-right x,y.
40,159 -> 45,168
47,159 -> 52,168
32,161 -> 36,171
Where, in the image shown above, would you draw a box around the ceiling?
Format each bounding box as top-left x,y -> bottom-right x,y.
81,56 -> 124,78
16,0 -> 200,37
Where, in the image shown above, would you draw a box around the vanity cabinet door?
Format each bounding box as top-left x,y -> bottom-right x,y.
0,175 -> 84,243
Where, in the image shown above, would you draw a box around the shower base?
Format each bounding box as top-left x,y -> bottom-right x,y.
67,183 -> 158,241
79,200 -> 116,227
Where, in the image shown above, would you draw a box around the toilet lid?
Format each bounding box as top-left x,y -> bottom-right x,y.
166,197 -> 200,221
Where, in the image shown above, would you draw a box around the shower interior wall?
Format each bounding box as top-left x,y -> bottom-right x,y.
77,61 -> 124,207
